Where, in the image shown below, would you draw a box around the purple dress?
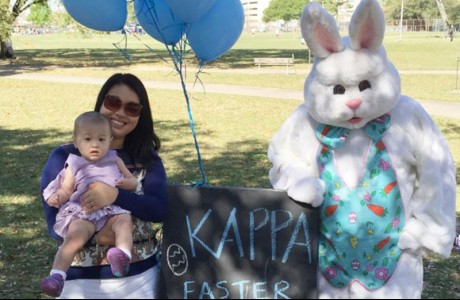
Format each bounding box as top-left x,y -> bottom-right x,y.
43,150 -> 130,238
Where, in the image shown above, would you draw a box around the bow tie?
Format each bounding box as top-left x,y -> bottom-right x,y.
315,114 -> 391,149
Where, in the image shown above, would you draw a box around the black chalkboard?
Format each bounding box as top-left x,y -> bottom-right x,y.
160,185 -> 318,299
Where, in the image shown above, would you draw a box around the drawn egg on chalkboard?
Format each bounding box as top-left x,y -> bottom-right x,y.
166,243 -> 189,276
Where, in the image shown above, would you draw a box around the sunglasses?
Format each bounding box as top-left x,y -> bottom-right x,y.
103,95 -> 143,117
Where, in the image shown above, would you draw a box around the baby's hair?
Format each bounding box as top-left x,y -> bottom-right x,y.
74,111 -> 112,136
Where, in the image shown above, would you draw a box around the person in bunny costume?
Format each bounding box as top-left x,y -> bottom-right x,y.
268,0 -> 456,298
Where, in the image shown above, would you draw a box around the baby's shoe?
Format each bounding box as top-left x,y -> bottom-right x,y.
40,273 -> 64,297
107,247 -> 130,277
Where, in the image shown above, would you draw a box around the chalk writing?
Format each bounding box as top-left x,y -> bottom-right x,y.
186,207 -> 312,264
161,185 -> 319,299
183,279 -> 290,299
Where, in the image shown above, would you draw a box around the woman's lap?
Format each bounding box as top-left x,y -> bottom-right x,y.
58,264 -> 161,299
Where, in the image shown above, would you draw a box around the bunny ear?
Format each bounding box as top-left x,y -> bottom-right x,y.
301,3 -> 343,59
349,0 -> 385,51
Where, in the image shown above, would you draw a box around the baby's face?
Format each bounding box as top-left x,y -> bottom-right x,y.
74,124 -> 112,161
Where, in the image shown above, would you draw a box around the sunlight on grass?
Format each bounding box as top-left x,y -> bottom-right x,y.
9,31 -> 460,70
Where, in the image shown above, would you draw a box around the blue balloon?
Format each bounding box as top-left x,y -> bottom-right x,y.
165,0 -> 216,23
63,0 -> 127,31
135,0 -> 185,45
187,0 -> 244,64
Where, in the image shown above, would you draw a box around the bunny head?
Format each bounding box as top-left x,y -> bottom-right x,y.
301,0 -> 401,129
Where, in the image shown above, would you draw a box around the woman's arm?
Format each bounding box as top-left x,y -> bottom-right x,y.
115,154 -> 168,222
41,146 -> 70,241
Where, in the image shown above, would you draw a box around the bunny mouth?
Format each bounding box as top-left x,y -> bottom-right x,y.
348,117 -> 363,124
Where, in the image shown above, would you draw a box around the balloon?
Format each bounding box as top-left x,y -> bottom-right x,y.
63,0 -> 127,31
135,0 -> 185,45
165,0 -> 216,23
187,0 -> 244,64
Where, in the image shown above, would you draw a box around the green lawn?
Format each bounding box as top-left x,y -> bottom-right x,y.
10,31 -> 460,70
0,31 -> 459,298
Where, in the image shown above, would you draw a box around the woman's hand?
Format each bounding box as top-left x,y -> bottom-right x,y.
116,177 -> 138,192
82,182 -> 119,214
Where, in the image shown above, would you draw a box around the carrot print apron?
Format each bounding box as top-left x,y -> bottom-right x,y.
315,114 -> 405,290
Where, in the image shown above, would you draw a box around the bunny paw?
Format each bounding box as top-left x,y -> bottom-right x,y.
287,177 -> 325,207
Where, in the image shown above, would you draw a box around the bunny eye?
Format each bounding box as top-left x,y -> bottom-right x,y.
333,85 -> 346,95
359,80 -> 371,91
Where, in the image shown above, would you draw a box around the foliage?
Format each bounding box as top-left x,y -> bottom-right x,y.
384,0 -> 460,24
262,0 -> 352,22
0,0 -> 14,40
447,4 -> 460,24
384,0 -> 439,20
52,10 -> 74,28
320,0 -> 352,18
27,2 -> 51,27
127,0 -> 137,24
262,0 -> 306,22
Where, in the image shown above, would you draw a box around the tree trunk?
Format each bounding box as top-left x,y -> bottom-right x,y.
0,40 -> 6,59
434,0 -> 450,27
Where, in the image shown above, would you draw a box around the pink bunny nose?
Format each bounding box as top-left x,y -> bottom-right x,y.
346,99 -> 362,110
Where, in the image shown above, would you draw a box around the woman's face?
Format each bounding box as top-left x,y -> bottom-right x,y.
100,84 -> 141,149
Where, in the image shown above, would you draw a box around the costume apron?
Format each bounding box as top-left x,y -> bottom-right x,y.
314,114 -> 405,290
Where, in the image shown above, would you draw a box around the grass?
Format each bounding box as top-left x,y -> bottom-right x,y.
0,31 -> 459,298
6,31 -> 460,103
9,31 -> 460,70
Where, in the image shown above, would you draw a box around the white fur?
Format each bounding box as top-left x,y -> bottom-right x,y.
268,0 -> 456,298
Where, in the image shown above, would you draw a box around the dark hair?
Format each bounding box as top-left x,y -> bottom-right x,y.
94,73 -> 161,165
74,111 -> 111,136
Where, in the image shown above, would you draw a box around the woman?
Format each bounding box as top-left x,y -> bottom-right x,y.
41,73 -> 167,298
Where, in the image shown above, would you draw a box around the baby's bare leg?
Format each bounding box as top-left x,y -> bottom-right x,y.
52,219 -> 96,272
109,214 -> 133,250
96,220 -> 116,245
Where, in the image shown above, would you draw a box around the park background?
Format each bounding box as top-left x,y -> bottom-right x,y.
1,1 -> 460,297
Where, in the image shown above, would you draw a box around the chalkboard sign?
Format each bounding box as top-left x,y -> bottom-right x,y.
161,185 -> 318,299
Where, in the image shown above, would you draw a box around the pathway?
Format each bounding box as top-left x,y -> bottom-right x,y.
2,70 -> 460,119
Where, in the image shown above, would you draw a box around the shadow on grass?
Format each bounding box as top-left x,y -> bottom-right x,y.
0,126 -> 71,299
1,48 -> 312,76
438,119 -> 460,190
157,120 -> 271,188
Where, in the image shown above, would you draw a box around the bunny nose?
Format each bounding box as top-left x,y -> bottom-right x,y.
346,99 -> 362,110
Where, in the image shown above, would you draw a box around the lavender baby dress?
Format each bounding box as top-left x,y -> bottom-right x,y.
43,150 -> 130,238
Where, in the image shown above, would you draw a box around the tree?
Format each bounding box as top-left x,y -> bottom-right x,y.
384,0 -> 439,20
27,1 -> 51,27
434,0 -> 449,26
52,10 -> 73,28
321,0 -> 351,19
447,3 -> 460,25
262,0 -> 307,23
263,0 -> 353,23
0,0 -> 47,59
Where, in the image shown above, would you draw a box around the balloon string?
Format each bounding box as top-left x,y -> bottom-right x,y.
113,29 -> 131,62
128,29 -> 171,65
168,39 -> 208,187
136,2 -> 208,186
